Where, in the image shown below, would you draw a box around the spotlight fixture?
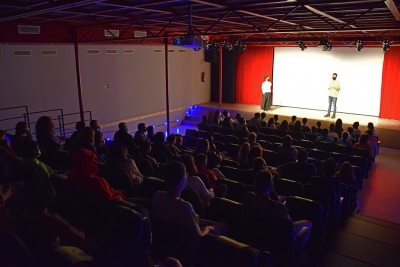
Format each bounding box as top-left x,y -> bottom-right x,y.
204,41 -> 220,51
233,40 -> 246,53
296,40 -> 307,51
381,39 -> 390,52
221,41 -> 233,51
320,39 -> 332,50
355,40 -> 363,51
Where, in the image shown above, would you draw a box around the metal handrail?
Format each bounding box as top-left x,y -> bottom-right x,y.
58,111 -> 92,137
24,108 -> 65,137
0,106 -> 30,132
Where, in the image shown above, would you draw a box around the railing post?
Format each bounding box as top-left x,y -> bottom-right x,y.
60,109 -> 65,137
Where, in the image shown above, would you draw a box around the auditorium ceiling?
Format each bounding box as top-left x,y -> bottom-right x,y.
0,0 -> 399,47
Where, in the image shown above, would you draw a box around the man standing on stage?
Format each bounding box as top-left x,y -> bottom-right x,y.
261,75 -> 272,111
324,73 -> 340,119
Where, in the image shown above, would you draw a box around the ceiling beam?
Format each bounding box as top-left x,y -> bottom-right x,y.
385,0 -> 400,20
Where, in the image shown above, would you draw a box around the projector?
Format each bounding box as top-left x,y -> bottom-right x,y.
173,36 -> 203,49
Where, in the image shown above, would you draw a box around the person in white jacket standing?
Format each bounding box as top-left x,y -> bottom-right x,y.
324,73 -> 341,119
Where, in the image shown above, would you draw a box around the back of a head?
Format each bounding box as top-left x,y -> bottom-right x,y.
294,120 -> 301,129
118,122 -> 126,131
223,110 -> 229,117
254,113 -> 261,119
253,157 -> 267,171
329,123 -> 335,131
76,127 -> 94,144
337,161 -> 354,179
35,116 -> 52,139
222,117 -> 232,127
368,122 -> 374,130
274,114 -> 279,121
283,135 -> 292,147
154,132 -> 165,143
335,119 -> 343,129
180,154 -> 198,176
138,123 -> 146,131
107,142 -> 128,164
347,127 -> 354,134
311,126 -> 317,133
342,131 -> 349,140
359,134 -> 369,144
317,121 -> 322,127
208,153 -> 221,169
322,157 -> 337,177
15,121 -> 27,136
267,118 -> 274,126
247,146 -> 262,163
248,132 -> 257,143
76,121 -> 86,131
291,115 -> 297,122
235,113 -> 242,120
202,115 -> 208,121
164,161 -> 186,188
90,120 -> 99,130
139,140 -> 152,153
238,117 -> 245,125
195,153 -> 207,167
21,139 -> 40,159
147,126 -> 154,133
254,170 -> 273,194
166,134 -> 176,144
197,138 -> 209,153
366,129 -> 373,136
297,149 -> 308,163
322,128 -> 329,136
353,121 -> 359,129
279,120 -> 288,130
260,112 -> 266,119
302,118 -> 308,124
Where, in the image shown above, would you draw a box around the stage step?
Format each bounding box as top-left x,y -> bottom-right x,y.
181,120 -> 198,127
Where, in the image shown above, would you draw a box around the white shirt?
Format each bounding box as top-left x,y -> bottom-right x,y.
186,176 -> 215,209
329,80 -> 340,98
262,80 -> 272,93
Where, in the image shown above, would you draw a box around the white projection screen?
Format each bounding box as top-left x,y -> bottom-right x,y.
272,47 -> 384,116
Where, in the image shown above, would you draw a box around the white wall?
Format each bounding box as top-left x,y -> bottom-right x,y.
0,44 -> 210,132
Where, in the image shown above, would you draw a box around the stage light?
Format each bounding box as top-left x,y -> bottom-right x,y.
296,40 -> 307,51
381,39 -> 390,52
221,41 -> 233,51
320,39 -> 332,50
355,40 -> 363,51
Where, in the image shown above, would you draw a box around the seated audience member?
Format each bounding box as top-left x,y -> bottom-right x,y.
35,116 -> 65,153
244,157 -> 266,185
94,131 -> 109,155
301,118 -> 311,133
201,116 -> 210,126
248,113 -> 261,128
316,121 -> 323,134
195,153 -> 217,188
334,119 -> 344,138
235,117 -> 249,133
291,121 -> 303,132
273,114 -> 280,126
260,113 -> 267,127
243,170 -> 312,248
241,145 -> 263,170
166,134 -> 181,155
133,123 -> 148,145
354,134 -> 374,159
311,157 -> 341,198
367,122 -> 376,136
146,126 -> 155,142
90,120 -> 100,133
211,110 -> 222,126
21,140 -> 53,182
196,138 -> 221,157
310,126 -> 320,135
222,110 -> 233,122
366,129 -> 378,157
316,128 -> 335,144
336,162 -> 360,213
68,148 -> 125,201
207,153 -> 226,180
347,127 -> 357,141
289,115 -> 297,126
237,142 -> 250,163
70,121 -> 86,141
277,149 -> 316,185
11,121 -> 33,157
278,120 -> 289,131
175,135 -> 187,152
137,141 -> 159,173
107,143 -> 144,186
267,118 -> 276,129
152,161 -> 226,244
352,121 -> 361,136
113,122 -> 137,154
222,117 -> 234,129
152,132 -> 174,160
336,131 -> 353,149
72,127 -> 104,163
0,131 -> 17,161
180,154 -> 217,209
233,113 -> 242,124
277,135 -> 298,162
247,132 -> 261,149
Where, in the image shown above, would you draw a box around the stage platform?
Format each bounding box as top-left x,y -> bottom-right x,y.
186,102 -> 400,150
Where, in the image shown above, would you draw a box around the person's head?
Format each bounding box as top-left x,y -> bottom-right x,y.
366,129 -> 373,137
291,116 -> 297,122
336,161 -> 355,180
15,121 -> 29,136
139,140 -> 152,155
118,122 -> 128,132
247,146 -> 263,163
22,140 -> 41,160
267,118 -> 274,126
138,123 -> 147,133
302,118 -> 308,125
335,119 -> 343,130
76,127 -> 95,144
294,120 -> 301,129
197,138 -> 210,153
317,121 -> 322,128
202,115 -> 208,122
322,157 -> 338,177
253,157 -> 267,171
260,112 -> 266,120
321,128 -> 329,137
282,135 -> 292,147
208,153 -> 222,169
353,121 -> 359,129
176,135 -> 183,147
166,134 -> 177,145
153,132 -> 166,143
147,126 -> 154,134
311,126 -> 317,134
332,73 -> 337,80
75,121 -> 86,132
297,149 -> 308,163
341,131 -> 349,140
90,120 -> 99,131
254,170 -> 273,195
279,120 -> 289,130
222,117 -> 233,128
358,134 -> 369,145
195,153 -> 208,168
238,117 -> 245,125
248,132 -> 257,143
274,114 -> 279,122
164,161 -> 187,190
329,123 -> 335,131
264,75 -> 269,81
213,110 -> 221,118
94,131 -> 105,147
35,116 -> 54,138
238,142 -> 250,161
235,113 -> 242,120
223,110 -> 230,118
254,113 -> 261,119
180,154 -> 198,176
367,122 -> 374,130
347,127 -> 354,134
107,142 -> 128,164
